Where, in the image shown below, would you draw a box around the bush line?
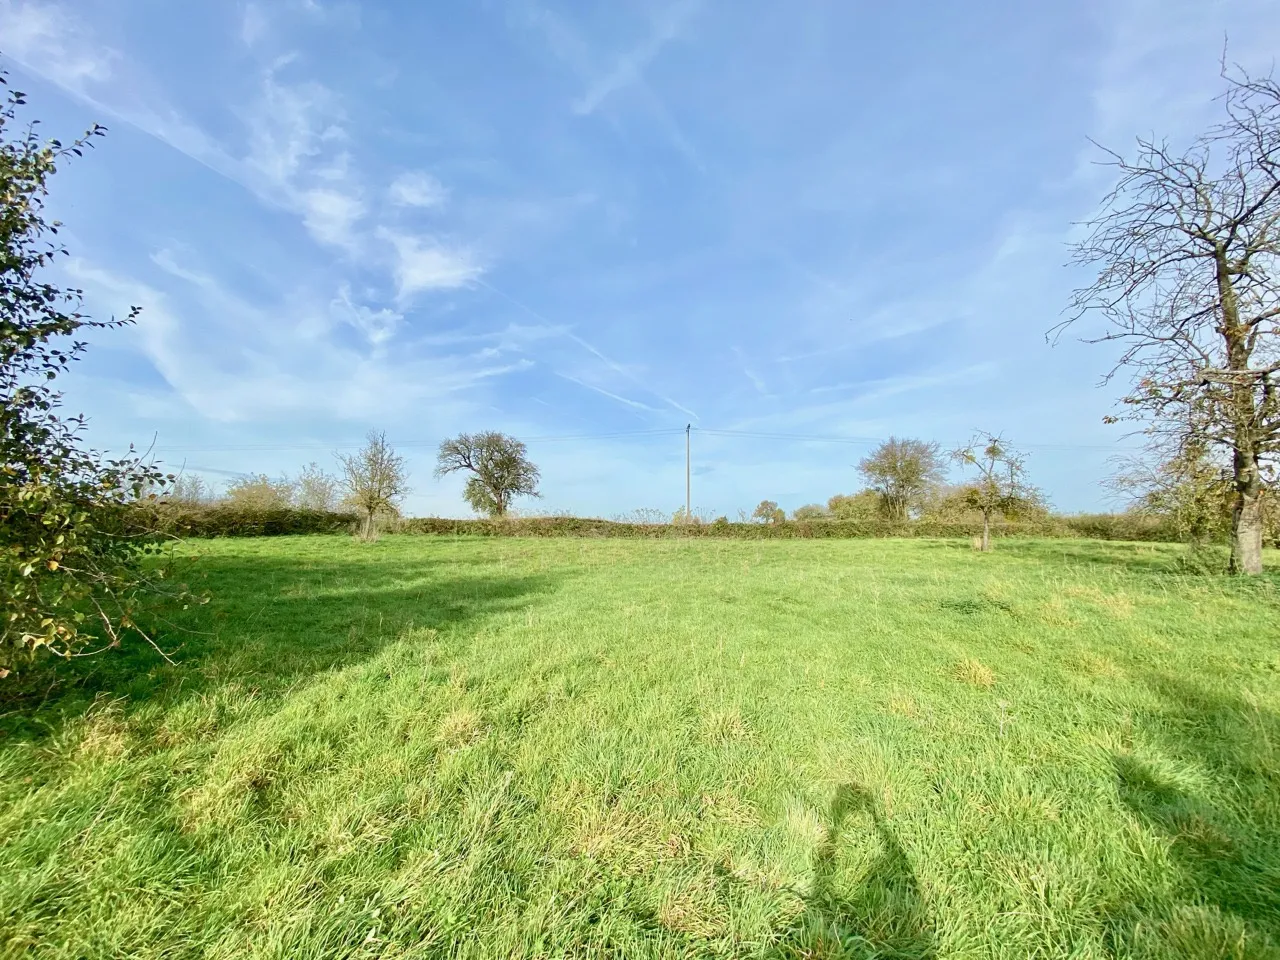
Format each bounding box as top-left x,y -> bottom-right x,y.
147,505 -> 1187,542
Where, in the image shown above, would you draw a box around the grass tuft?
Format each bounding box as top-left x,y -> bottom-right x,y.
953,657 -> 996,687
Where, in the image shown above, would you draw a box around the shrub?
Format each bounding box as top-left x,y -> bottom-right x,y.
792,503 -> 828,521
1059,513 -> 1180,542
149,505 -> 359,538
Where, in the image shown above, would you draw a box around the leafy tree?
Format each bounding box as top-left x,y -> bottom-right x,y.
857,437 -> 946,521
223,473 -> 295,509
435,431 -> 539,518
338,431 -> 409,540
751,499 -> 785,524
792,503 -> 829,521
2,73 -> 188,677
294,461 -> 340,512
1065,68 -> 1280,573
950,433 -> 1034,551
826,490 -> 881,521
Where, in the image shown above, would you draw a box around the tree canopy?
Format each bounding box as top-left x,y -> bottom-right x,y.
857,438 -> 946,522
435,431 -> 540,518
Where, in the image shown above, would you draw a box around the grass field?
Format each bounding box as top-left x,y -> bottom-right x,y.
1,536 -> 1278,959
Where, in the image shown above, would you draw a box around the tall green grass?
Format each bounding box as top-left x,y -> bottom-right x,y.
1,536 -> 1277,958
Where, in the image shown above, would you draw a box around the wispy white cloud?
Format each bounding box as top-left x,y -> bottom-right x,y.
380,229 -> 483,303
301,187 -> 366,249
555,373 -> 658,415
68,258 -> 528,424
389,171 -> 448,209
508,0 -> 704,170
330,284 -> 402,345
570,0 -> 700,115
0,0 -> 117,87
3,3 -> 488,327
240,3 -> 269,47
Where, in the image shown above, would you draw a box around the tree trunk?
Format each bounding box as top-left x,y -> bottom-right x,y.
1218,254 -> 1264,575
981,511 -> 991,552
1229,451 -> 1264,574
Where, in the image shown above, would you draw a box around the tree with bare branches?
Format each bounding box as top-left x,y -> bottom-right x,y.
951,434 -> 1033,552
337,432 -> 409,540
295,462 -> 340,512
1063,67 -> 1280,573
435,431 -> 539,518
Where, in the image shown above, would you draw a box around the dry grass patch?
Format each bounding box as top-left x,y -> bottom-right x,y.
953,657 -> 996,688
435,707 -> 485,748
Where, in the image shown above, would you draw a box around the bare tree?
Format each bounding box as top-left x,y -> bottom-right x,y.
166,473 -> 214,505
338,431 -> 409,540
951,433 -> 1033,552
857,437 -> 946,522
1063,67 -> 1280,573
295,461 -> 340,512
434,431 -> 539,518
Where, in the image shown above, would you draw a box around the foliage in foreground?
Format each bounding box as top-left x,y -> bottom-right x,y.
0,536 -> 1276,958
0,74 -> 184,677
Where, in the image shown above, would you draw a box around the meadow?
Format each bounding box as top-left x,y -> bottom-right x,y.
1,535 -> 1277,959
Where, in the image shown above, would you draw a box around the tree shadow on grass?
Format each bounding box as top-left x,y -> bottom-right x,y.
0,549 -> 564,748
766,783 -> 936,959
1105,675 -> 1280,958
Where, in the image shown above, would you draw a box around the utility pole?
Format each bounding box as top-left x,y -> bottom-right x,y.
685,424 -> 691,524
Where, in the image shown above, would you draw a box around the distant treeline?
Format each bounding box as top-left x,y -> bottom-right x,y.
151,503 -> 1207,543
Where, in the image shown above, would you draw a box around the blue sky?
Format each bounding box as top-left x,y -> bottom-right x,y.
2,0 -> 1278,517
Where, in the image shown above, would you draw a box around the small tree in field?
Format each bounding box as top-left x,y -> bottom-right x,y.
858,437 -> 946,522
435,431 -> 539,518
2,73 -> 190,677
337,432 -> 409,540
752,499 -> 785,524
950,434 -> 1033,551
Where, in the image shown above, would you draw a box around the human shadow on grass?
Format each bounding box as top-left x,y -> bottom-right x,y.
1104,674 -> 1280,957
0,551 -> 564,747
766,783 -> 936,959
